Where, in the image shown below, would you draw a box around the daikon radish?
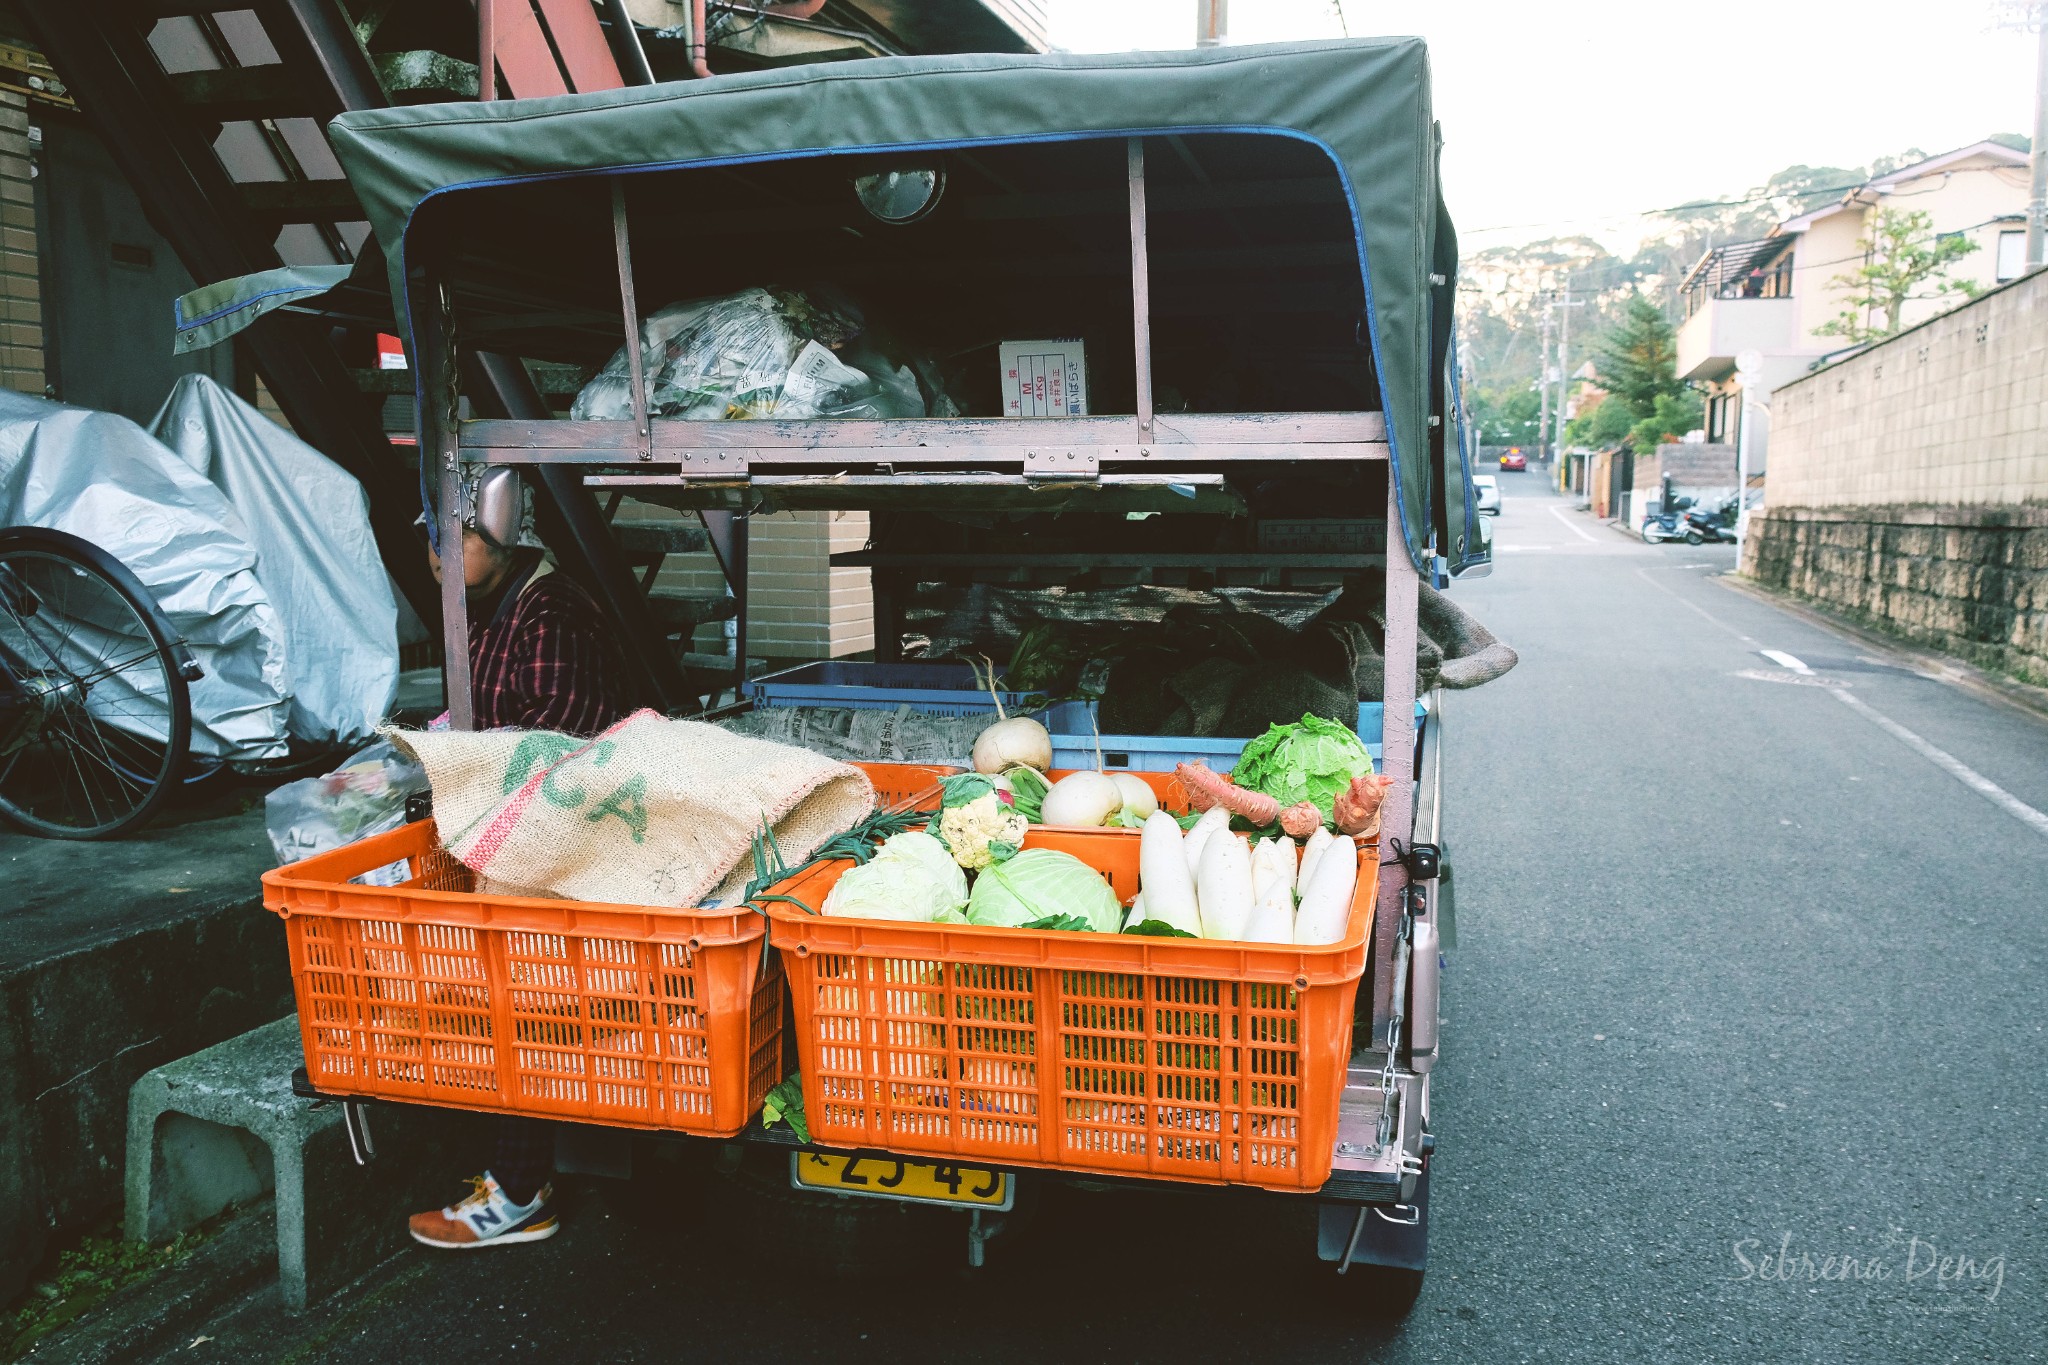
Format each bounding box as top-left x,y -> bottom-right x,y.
1294,836 -> 1358,945
1124,889 -> 1147,928
1296,827 -> 1335,896
1249,838 -> 1282,907
1196,828 -> 1255,941
1181,806 -> 1230,877
1277,835 -> 1300,894
1138,811 -> 1202,935
1244,874 -> 1296,942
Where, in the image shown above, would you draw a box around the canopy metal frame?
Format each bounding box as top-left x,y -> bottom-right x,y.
417,134 -> 1418,1053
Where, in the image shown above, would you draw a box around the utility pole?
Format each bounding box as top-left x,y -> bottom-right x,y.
1535,292 -> 1554,470
2031,12 -> 2048,270
1553,288 -> 1575,492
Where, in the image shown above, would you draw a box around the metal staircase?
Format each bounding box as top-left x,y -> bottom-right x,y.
20,1 -> 1047,710
18,0 -> 717,710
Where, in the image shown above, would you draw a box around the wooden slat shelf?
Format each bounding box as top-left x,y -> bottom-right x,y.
831,552 -> 1383,569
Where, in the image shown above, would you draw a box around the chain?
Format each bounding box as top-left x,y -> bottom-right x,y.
1375,906 -> 1413,1152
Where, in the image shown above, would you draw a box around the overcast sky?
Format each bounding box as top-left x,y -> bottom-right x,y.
1047,1 -> 2041,249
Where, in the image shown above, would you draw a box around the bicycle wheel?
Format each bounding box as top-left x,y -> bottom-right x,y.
0,528 -> 194,838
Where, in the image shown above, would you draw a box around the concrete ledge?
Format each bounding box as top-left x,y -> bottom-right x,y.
126,1017 -> 473,1310
1759,503 -> 2048,531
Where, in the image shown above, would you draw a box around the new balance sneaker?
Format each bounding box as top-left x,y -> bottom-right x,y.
408,1174 -> 558,1250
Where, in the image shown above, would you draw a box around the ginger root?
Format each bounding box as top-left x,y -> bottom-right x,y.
1334,773 -> 1395,838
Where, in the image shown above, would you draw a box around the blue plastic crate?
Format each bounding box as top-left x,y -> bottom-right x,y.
742,661 -> 1038,718
1043,700 -> 1427,772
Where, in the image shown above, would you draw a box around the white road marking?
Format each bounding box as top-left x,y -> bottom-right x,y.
1759,649 -> 2048,840
1547,506 -> 1599,543
1737,668 -> 1840,688
1633,568 -> 1759,645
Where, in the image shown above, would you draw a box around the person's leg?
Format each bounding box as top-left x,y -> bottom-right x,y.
407,1117 -> 558,1250
489,1116 -> 554,1205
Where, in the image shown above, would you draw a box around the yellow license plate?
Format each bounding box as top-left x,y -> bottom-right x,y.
790,1152 -> 1012,1209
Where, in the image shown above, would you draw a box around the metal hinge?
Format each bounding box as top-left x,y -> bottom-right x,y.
675,450 -> 750,479
1022,448 -> 1100,479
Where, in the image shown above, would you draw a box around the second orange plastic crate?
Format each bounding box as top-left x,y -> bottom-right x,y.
764,827 -> 1378,1191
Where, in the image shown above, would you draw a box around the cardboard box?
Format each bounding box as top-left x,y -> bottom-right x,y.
1000,339 -> 1087,417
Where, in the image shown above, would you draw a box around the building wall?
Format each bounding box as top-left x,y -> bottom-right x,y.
1742,269 -> 2048,683
0,90 -> 40,395
1788,153 -> 2031,346
1633,442 -> 1737,497
1763,269 -> 2048,509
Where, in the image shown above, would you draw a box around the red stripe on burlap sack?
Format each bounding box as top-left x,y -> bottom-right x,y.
461,713 -> 638,873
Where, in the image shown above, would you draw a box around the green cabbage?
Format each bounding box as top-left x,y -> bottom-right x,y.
1229,713 -> 1376,826
966,849 -> 1122,932
822,831 -> 968,922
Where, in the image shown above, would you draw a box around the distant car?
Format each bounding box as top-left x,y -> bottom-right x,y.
1473,473 -> 1501,515
1499,450 -> 1527,471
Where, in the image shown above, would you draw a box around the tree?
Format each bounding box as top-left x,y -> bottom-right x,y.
1592,295 -> 1685,414
1815,207 -> 1980,343
1627,391 -> 1705,453
1566,390 -> 1635,448
1469,384 -> 1543,447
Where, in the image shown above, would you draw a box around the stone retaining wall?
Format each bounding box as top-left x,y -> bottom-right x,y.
1741,504 -> 2048,685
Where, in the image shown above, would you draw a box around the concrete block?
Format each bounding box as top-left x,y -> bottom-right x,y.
126,1017 -> 470,1310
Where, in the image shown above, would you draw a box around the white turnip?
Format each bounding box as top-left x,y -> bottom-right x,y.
1040,770 -> 1123,827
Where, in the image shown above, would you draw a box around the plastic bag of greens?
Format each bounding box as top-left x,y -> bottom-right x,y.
264,739 -> 427,872
571,288 -> 885,422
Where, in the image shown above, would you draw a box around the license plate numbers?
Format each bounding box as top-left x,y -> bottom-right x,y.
790,1152 -> 1012,1209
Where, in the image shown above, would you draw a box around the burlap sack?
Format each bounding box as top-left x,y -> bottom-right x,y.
387,709 -> 873,908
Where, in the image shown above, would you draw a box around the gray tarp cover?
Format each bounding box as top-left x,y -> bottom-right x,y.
0,378 -> 398,760
318,39 -> 1453,566
148,375 -> 399,746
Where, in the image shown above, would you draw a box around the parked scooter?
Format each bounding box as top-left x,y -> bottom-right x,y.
1680,497 -> 1739,545
1640,497 -> 1691,544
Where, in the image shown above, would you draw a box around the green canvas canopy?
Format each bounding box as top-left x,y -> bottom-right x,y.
306,38 -> 1464,568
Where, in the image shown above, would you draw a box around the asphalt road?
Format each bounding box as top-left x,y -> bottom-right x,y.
177,471 -> 2047,1362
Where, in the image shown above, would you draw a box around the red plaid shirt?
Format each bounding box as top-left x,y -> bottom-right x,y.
469,560 -> 632,737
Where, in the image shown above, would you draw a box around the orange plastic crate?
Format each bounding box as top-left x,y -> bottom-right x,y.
764,827 -> 1377,1191
264,820 -> 782,1135
855,761 -> 958,811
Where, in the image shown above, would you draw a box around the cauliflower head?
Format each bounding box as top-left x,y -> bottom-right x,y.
937,792 -> 1028,870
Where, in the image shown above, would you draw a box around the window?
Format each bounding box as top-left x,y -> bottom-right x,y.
1997,229 -> 2026,283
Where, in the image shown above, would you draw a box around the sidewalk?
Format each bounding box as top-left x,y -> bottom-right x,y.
0,795 -> 289,1304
